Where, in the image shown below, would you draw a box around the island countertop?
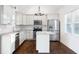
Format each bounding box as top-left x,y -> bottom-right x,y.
36,31 -> 55,35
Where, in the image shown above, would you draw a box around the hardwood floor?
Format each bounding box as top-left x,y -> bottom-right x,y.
13,40 -> 76,54
50,41 -> 76,54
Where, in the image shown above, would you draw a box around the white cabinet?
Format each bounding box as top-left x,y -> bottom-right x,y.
22,14 -> 27,25
34,16 -> 43,20
36,32 -> 50,53
15,12 -> 23,25
1,33 -> 16,54
19,30 -> 33,45
29,31 -> 33,39
26,31 -> 30,39
34,16 -> 39,20
15,13 -> 34,25
26,31 -> 33,39
0,5 -> 14,24
23,15 -> 34,25
42,16 -> 47,25
26,15 -> 34,25
42,19 -> 47,26
42,16 -> 47,31
19,31 -> 27,45
42,26 -> 47,31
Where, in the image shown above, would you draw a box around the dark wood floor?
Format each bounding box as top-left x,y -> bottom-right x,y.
13,40 -> 76,54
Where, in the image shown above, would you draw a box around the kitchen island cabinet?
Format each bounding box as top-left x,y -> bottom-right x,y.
36,31 -> 54,53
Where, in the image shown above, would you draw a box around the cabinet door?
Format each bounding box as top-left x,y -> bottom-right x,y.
42,26 -> 47,31
22,14 -> 27,25
26,31 -> 30,39
29,31 -> 33,39
42,16 -> 47,31
0,6 -> 3,24
10,33 -> 16,53
15,13 -> 23,25
1,33 -> 16,54
36,34 -> 50,53
26,31 -> 33,39
1,6 -> 14,24
34,16 -> 39,20
26,15 -> 33,25
29,16 -> 34,25
19,31 -> 27,45
1,34 -> 11,54
42,20 -> 47,31
42,16 -> 47,25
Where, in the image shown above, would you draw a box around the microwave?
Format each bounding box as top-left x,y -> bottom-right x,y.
34,20 -> 42,25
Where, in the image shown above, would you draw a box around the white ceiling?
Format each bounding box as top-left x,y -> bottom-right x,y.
15,5 -> 64,14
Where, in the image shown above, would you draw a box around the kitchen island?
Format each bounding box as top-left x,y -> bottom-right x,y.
36,31 -> 54,53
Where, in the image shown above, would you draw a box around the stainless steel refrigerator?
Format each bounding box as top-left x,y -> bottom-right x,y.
47,19 -> 60,41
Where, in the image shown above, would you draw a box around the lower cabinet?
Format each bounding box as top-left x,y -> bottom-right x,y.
19,31 -> 33,45
26,31 -> 33,39
19,31 -> 27,45
0,30 -> 33,54
1,33 -> 16,54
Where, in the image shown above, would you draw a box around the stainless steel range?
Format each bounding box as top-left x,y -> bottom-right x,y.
33,20 -> 42,39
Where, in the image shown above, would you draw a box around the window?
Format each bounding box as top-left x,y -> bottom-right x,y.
67,24 -> 72,33
65,9 -> 79,35
65,13 -> 72,33
74,23 -> 79,34
73,10 -> 79,34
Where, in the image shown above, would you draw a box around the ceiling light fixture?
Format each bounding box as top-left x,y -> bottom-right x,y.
34,6 -> 45,16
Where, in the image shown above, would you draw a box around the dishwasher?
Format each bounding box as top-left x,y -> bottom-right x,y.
15,33 -> 19,50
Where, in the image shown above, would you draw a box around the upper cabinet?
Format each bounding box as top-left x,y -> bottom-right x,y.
15,12 -> 34,25
15,12 -> 47,26
22,14 -> 27,25
15,12 -> 23,25
25,15 -> 34,25
0,5 -> 15,24
42,15 -> 47,26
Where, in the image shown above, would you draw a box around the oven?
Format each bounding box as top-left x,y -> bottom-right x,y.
33,28 -> 42,39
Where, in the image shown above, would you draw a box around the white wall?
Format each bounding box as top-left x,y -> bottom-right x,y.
59,5 -> 79,53
16,5 -> 62,14
47,14 -> 59,19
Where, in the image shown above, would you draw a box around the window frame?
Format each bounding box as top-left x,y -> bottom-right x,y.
65,9 -> 79,35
